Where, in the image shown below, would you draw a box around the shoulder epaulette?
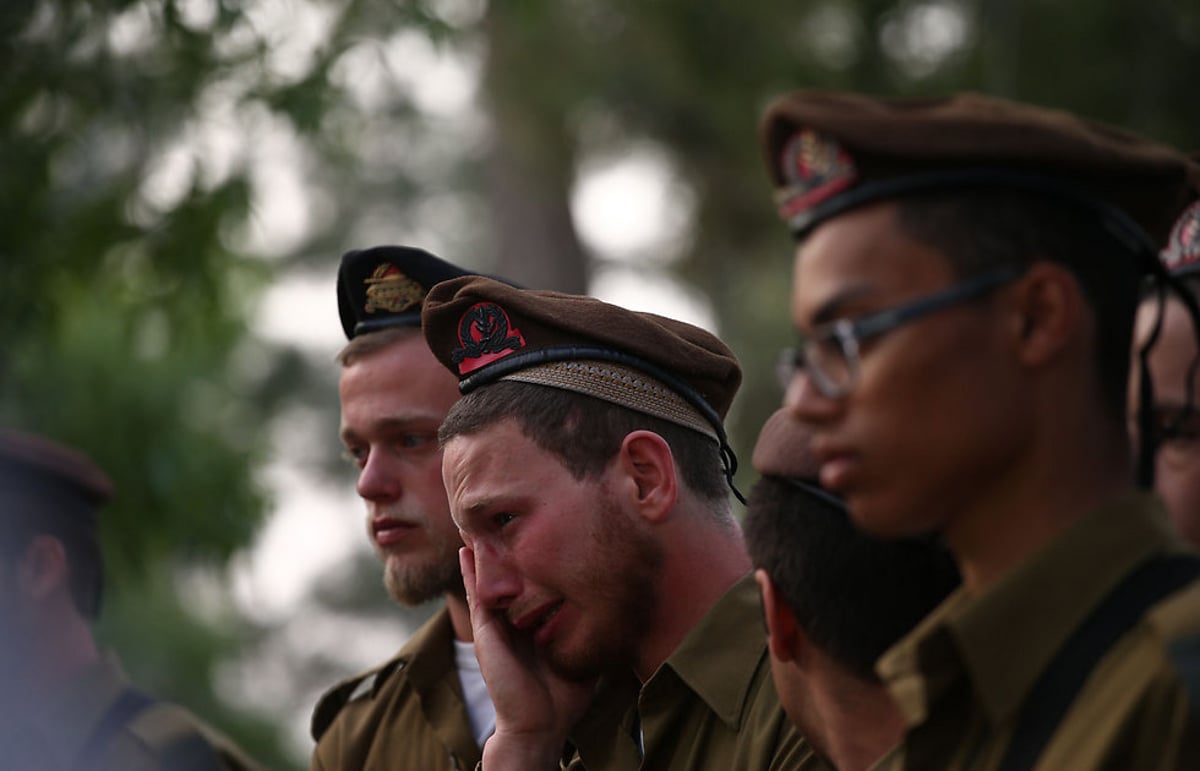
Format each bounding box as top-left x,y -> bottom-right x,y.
310,656 -> 408,742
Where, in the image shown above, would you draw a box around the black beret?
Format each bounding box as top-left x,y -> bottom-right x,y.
760,90 -> 1198,263
337,246 -> 476,339
421,276 -> 742,444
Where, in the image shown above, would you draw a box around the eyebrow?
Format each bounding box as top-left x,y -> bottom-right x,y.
339,414 -> 444,444
452,494 -> 506,530
807,283 -> 876,327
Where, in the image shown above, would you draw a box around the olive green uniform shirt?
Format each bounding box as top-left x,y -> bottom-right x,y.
874,492 -> 1200,770
0,652 -> 262,771
310,606 -> 482,771
565,574 -> 825,770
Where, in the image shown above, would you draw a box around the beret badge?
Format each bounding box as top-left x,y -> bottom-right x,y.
452,302 -> 527,375
776,128 -> 857,223
364,263 -> 426,315
1163,200 -> 1200,276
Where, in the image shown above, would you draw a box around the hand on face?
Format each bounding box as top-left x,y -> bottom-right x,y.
459,546 -> 595,771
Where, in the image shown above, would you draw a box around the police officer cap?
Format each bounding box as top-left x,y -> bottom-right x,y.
337,246 -> 478,339
760,90 -> 1199,266
0,429 -> 113,523
752,408 -> 844,511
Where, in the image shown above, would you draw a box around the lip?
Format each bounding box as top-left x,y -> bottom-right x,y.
811,440 -> 860,492
371,517 -> 417,548
512,599 -> 564,647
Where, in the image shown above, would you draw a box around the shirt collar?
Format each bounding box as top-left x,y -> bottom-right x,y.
42,651 -> 131,767
880,491 -> 1179,728
403,605 -> 456,691
658,572 -> 768,727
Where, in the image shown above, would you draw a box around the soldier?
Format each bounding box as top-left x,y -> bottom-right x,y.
744,407 -> 959,770
761,91 -> 1200,768
1131,200 -> 1200,546
309,247 -> 496,770
421,278 -> 820,770
0,429 -> 262,771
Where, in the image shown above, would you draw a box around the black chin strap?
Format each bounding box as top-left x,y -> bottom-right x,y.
1135,269 -> 1200,489
1135,279 -> 1166,488
721,442 -> 746,505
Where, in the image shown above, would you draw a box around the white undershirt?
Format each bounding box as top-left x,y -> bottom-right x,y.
454,639 -> 496,748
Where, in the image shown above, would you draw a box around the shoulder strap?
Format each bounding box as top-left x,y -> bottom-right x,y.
76,688 -> 228,771
310,657 -> 408,742
74,687 -> 156,771
999,553 -> 1200,771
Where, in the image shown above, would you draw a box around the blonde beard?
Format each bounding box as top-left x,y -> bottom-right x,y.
382,549 -> 463,606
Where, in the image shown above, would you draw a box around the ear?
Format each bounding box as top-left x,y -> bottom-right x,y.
1005,262 -> 1084,368
17,535 -> 69,602
756,568 -> 803,664
617,430 -> 678,523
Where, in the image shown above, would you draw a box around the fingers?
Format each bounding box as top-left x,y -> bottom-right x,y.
460,546 -> 477,609
461,546 -> 493,646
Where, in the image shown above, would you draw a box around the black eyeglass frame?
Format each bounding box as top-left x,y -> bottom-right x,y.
780,266 -> 1023,399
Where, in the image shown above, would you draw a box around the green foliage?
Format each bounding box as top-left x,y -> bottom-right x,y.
0,0 -> 277,580
0,0 -> 358,764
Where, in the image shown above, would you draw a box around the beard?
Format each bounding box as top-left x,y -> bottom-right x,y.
544,497 -> 663,681
383,547 -> 463,606
375,508 -> 464,606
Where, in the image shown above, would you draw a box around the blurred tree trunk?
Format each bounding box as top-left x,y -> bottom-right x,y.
980,0 -> 1020,97
481,1 -> 589,293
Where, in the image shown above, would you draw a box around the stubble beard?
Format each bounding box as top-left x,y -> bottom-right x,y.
544,498 -> 662,681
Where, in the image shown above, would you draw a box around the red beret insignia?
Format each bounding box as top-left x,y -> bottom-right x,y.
1163,200 -> 1200,275
776,129 -> 857,222
452,302 -> 526,374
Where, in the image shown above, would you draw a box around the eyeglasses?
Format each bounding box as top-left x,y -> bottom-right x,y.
778,267 -> 1021,399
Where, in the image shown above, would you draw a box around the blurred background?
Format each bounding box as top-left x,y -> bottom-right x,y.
2,0 -> 1198,767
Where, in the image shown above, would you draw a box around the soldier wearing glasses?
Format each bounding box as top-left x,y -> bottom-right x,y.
1131,201 -> 1200,546
762,91 -> 1200,769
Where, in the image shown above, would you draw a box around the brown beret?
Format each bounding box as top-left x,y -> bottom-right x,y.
752,408 -> 844,509
421,276 -> 743,443
0,430 -> 113,522
760,90 -> 1197,260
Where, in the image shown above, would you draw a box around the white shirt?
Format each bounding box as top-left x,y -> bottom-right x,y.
454,639 -> 496,748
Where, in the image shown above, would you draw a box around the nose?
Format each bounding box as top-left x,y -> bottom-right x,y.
782,369 -> 843,424
356,448 -> 402,503
472,543 -> 521,612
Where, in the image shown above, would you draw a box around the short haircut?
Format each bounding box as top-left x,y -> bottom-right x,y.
744,476 -> 960,682
0,493 -> 104,620
896,190 -> 1143,425
336,325 -> 423,367
438,380 -> 730,510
